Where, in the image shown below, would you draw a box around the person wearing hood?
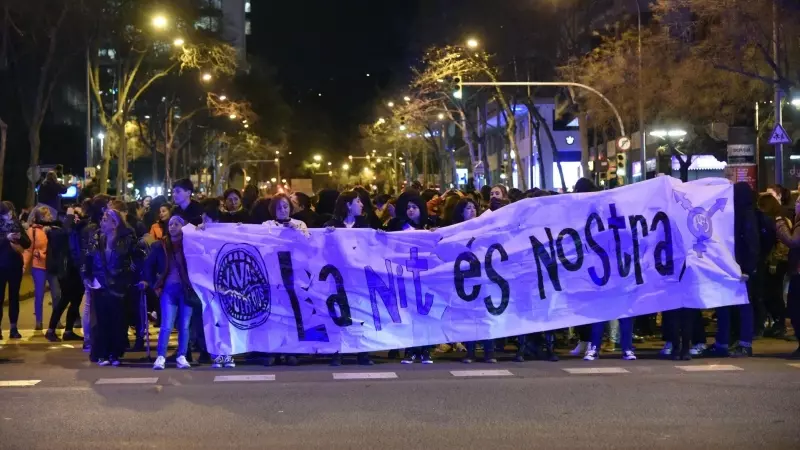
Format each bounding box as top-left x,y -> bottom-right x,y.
82,208 -> 137,366
323,191 -> 373,366
707,182 -> 760,358
220,189 -> 250,224
313,188 -> 340,228
0,201 -> 31,340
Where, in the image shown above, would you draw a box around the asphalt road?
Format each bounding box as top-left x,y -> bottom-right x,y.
2,341 -> 800,450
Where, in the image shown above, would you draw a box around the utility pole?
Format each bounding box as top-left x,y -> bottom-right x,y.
85,48 -> 92,170
773,0 -> 783,184
635,0 -> 647,178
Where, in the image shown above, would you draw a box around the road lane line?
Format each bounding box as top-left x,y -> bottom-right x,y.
332,372 -> 398,380
214,375 -> 275,382
95,377 -> 159,385
562,367 -> 629,374
675,365 -> 743,372
788,363 -> 800,369
450,370 -> 513,377
0,380 -> 41,387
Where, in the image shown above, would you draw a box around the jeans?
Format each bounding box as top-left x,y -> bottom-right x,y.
156,284 -> 193,357
82,290 -> 91,343
47,269 -> 83,332
31,268 -> 57,324
591,318 -> 633,351
0,263 -> 23,327
716,278 -> 755,346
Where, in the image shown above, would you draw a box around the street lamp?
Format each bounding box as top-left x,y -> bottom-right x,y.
271,177 -> 277,183
219,95 -> 227,101
201,73 -> 212,82
403,96 -> 411,102
275,151 -> 280,155
342,163 -> 350,170
152,15 -> 168,29
387,101 -> 395,108
466,38 -> 479,49
399,124 -> 407,131
650,129 -> 686,139
229,114 -> 237,119
173,38 -> 185,47
437,113 -> 445,120
313,154 -> 322,162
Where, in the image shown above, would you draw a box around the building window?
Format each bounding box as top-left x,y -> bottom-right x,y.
194,16 -> 220,32
245,1 -> 251,13
245,19 -> 251,35
204,0 -> 222,9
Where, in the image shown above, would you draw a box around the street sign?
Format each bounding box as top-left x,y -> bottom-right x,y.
617,137 -> 631,151
769,124 -> 792,145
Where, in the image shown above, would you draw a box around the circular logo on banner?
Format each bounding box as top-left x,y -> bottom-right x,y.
213,243 -> 272,330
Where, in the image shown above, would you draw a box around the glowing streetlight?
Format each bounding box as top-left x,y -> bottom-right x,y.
403,96 -> 411,102
650,129 -> 687,139
387,152 -> 392,157
466,38 -> 479,49
271,177 -> 277,183
243,124 -> 249,129
399,124 -> 407,131
437,113 -> 445,120
152,15 -> 168,29
342,163 -> 350,170
376,117 -> 386,125
242,119 -> 248,124
377,158 -> 382,163
282,179 -> 287,183
97,132 -> 105,139
173,38 -> 185,47
219,95 -> 227,101
201,73 -> 212,82
275,151 -> 280,155
313,154 -> 322,162
387,101 -> 395,108
327,161 -> 332,166
229,114 -> 237,119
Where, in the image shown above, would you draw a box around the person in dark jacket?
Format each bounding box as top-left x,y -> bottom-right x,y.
314,189 -> 339,228
36,171 -> 68,217
758,194 -> 789,338
242,184 -> 259,211
249,197 -> 272,224
43,209 -> 84,342
709,182 -> 760,358
353,186 -> 382,229
82,208 -> 137,366
322,191 -> 374,366
171,178 -> 203,226
79,195 -> 110,351
291,192 -> 319,228
774,192 -> 800,357
0,201 -> 31,340
386,191 -> 432,232
220,188 -> 250,223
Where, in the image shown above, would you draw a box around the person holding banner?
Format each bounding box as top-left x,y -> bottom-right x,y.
221,189 -> 250,224
324,190 -> 374,366
142,216 -> 196,370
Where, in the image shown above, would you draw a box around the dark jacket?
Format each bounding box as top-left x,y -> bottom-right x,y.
173,200 -> 203,226
385,217 -> 431,232
81,226 -> 137,298
45,218 -> 80,278
38,180 -> 67,211
220,208 -> 250,224
141,239 -> 191,293
324,216 -> 370,229
0,218 -> 31,269
292,209 -> 319,228
733,182 -> 760,275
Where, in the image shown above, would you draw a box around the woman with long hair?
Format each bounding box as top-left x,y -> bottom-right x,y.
148,202 -> 172,240
24,206 -> 56,330
142,216 -> 196,370
82,208 -> 136,366
221,188 -> 250,223
324,191 -> 373,366
0,201 -> 31,340
759,194 -> 790,338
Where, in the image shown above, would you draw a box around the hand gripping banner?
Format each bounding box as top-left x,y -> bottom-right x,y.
183,177 -> 747,355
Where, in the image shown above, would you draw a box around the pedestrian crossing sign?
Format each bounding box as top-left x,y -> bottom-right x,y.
769,124 -> 792,145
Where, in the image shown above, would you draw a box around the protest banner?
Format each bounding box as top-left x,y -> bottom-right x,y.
183,177 -> 747,355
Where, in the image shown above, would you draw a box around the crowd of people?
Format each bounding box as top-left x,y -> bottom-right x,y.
1,173 -> 799,371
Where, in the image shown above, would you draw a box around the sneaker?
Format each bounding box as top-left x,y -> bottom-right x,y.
512,355 -> 525,363
659,342 -> 673,356
401,354 -> 416,364
704,344 -> 730,357
285,355 -> 298,366
622,350 -> 637,361
176,355 -> 191,369
62,331 -> 83,341
34,322 -> 43,331
223,356 -> 236,368
45,330 -> 61,342
212,355 -> 225,369
483,357 -> 498,364
421,353 -> 434,364
583,345 -> 599,361
153,356 -> 166,370
570,341 -> 587,356
462,357 -> 474,364
9,328 -> 22,339
730,346 -> 752,358
689,343 -> 707,356
110,357 -> 120,367
97,358 -> 111,367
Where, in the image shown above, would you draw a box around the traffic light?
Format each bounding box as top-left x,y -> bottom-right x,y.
126,172 -> 133,183
453,76 -> 463,99
616,153 -> 626,186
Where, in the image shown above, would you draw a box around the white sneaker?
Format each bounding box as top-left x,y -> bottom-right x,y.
689,343 -> 707,356
212,356 -> 224,368
622,350 -> 637,361
659,342 -> 673,356
223,356 -> 236,368
153,356 -> 166,370
570,341 -> 587,356
176,355 -> 191,369
583,345 -> 598,361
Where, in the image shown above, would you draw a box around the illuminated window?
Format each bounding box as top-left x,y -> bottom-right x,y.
245,1 -> 251,13
245,19 -> 251,35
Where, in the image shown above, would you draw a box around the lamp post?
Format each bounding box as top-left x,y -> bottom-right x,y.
634,0 -> 647,179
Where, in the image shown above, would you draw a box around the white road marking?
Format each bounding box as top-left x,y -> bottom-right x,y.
787,363 -> 800,369
0,380 -> 41,387
675,364 -> 743,372
450,370 -> 513,377
95,377 -> 159,385
562,367 -> 630,374
332,372 -> 398,380
214,374 -> 275,382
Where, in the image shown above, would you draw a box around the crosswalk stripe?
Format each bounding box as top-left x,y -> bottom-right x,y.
0,380 -> 41,387
787,363 -> 800,369
214,375 -> 275,382
332,372 -> 398,380
562,367 -> 629,374
675,364 -> 742,372
450,369 -> 513,377
95,377 -> 159,385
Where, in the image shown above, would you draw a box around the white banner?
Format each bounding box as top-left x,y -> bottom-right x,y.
183,177 -> 747,355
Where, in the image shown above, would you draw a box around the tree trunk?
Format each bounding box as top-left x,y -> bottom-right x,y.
164,143 -> 172,190
579,113 -> 590,178
0,119 -> 7,199
115,120 -> 127,198
530,105 -> 566,191
460,112 -> 479,188
151,143 -> 158,187
677,154 -> 692,182
26,123 -> 42,206
533,119 -> 547,189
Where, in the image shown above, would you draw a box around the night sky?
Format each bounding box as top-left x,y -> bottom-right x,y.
249,1 -> 425,157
